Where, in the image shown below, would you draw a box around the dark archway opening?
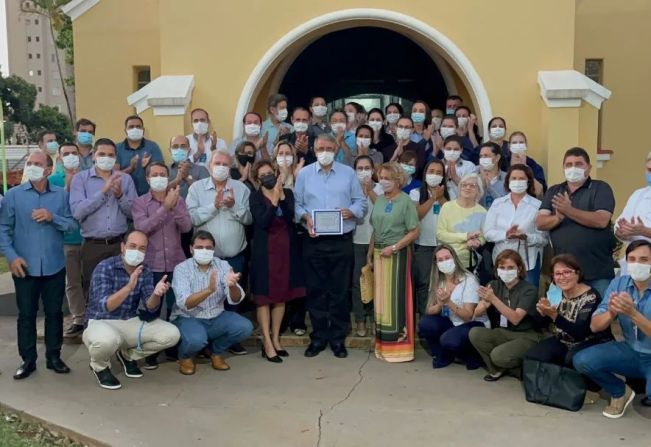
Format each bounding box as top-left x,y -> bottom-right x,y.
279,27 -> 449,111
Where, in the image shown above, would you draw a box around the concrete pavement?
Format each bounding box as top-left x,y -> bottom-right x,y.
0,318 -> 649,447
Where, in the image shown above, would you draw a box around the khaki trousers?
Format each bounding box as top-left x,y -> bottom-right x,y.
469,327 -> 542,374
64,244 -> 84,325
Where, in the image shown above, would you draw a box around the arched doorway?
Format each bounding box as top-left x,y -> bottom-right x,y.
232,8 -> 491,137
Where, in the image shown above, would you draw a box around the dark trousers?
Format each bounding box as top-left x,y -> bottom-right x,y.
418,314 -> 484,368
525,336 -> 602,391
180,229 -> 194,259
412,244 -> 435,316
152,271 -> 175,320
303,233 -> 354,346
14,268 -> 66,363
81,239 -> 121,302
351,243 -> 373,322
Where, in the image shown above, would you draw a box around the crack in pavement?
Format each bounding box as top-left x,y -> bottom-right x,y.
316,350 -> 373,447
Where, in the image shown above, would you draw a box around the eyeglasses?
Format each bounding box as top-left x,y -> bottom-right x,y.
553,270 -> 576,278
459,183 -> 478,189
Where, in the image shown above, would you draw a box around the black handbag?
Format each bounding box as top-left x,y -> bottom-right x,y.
522,359 -> 587,412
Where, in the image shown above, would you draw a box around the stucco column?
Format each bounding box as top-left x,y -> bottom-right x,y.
538,70 -> 610,185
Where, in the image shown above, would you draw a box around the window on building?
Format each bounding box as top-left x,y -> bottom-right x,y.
27,36 -> 31,42
585,59 -> 604,148
35,19 -> 39,25
37,70 -> 42,76
36,53 -> 40,59
35,36 -> 40,42
134,66 -> 151,91
37,86 -> 42,92
28,53 -> 33,59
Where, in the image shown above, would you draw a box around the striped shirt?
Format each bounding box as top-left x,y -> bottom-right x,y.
170,257 -> 244,320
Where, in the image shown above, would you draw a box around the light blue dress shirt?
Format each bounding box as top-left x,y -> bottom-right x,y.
0,181 -> 78,276
294,161 -> 367,234
261,118 -> 293,156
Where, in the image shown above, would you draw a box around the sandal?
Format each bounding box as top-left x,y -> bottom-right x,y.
293,328 -> 306,336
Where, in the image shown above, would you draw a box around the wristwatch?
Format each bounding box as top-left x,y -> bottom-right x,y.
392,245 -> 398,254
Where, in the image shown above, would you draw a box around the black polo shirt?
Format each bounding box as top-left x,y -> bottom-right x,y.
540,177 -> 616,281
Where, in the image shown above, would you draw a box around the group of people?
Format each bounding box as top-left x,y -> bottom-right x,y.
0,93 -> 649,420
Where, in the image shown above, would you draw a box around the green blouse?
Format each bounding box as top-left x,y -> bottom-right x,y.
371,192 -> 419,246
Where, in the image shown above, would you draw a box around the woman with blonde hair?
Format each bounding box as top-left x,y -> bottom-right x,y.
272,141 -> 304,190
368,162 -> 420,362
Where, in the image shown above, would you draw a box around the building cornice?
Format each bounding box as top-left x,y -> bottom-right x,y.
61,0 -> 100,21
538,70 -> 611,109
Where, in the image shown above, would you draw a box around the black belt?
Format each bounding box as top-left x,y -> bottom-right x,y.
85,235 -> 124,245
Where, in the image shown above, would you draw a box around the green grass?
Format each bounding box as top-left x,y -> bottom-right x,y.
0,257 -> 8,274
0,412 -> 83,447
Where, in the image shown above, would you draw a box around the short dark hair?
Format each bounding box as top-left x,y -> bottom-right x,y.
93,138 -> 116,151
267,93 -> 288,109
550,254 -> 584,282
495,249 -> 527,280
478,141 -> 501,156
626,239 -> 651,257
292,106 -> 311,118
399,150 -> 418,164
563,147 -> 591,164
355,124 -> 373,137
242,111 -> 262,123
124,114 -> 143,127
75,118 -> 96,132
145,161 -> 168,177
58,142 -> 79,154
441,114 -> 458,127
309,96 -> 326,106
123,229 -> 147,244
367,108 -> 385,121
191,230 -> 215,246
385,102 -> 404,116
505,164 -> 536,197
37,129 -> 55,143
443,134 -> 464,147
446,94 -> 463,102
488,116 -> 507,130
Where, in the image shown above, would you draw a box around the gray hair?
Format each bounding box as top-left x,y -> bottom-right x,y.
210,149 -> 233,165
459,172 -> 484,202
314,132 -> 338,148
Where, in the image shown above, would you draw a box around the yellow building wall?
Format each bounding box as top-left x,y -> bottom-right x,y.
575,0 -> 651,213
72,0 -> 161,142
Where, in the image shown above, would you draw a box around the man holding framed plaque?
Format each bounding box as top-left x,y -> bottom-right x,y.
294,133 -> 367,358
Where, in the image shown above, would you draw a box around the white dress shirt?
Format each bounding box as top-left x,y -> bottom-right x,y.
186,177 -> 252,258
186,133 -> 229,167
446,160 -> 478,200
483,193 -> 548,270
615,186 -> 651,243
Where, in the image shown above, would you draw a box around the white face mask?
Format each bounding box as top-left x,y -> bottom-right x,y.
490,127 -> 505,140
244,124 -> 261,136
426,174 -> 443,187
396,128 -> 412,141
96,156 -> 116,171
193,248 -> 215,265
628,262 -> 651,282
386,113 -> 400,124
437,259 -> 456,275
564,167 -> 585,183
509,179 -> 528,194
212,165 -> 230,181
312,105 -> 328,117
440,127 -> 456,139
346,112 -> 356,123
400,163 -> 416,176
62,154 -> 80,170
275,109 -> 288,121
510,142 -> 527,154
497,268 -> 518,284
126,128 -> 143,141
457,116 -> 468,128
356,170 -> 372,182
276,155 -> 293,167
443,150 -> 461,162
317,151 -> 335,166
123,249 -> 145,267
368,120 -> 383,132
149,176 -> 168,192
356,137 -> 371,148
293,122 -> 309,133
479,157 -> 494,170
331,122 -> 346,133
24,165 -> 45,182
379,179 -> 395,192
193,121 -> 209,135
432,117 -> 442,130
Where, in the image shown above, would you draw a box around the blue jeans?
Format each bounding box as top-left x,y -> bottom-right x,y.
586,278 -> 612,301
173,311 -> 253,359
573,340 -> 651,398
418,314 -> 484,368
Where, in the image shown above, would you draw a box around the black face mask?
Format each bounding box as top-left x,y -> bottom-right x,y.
260,173 -> 277,190
237,154 -> 255,166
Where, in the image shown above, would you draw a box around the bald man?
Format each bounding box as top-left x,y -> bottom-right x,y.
0,151 -> 78,380
168,135 -> 211,199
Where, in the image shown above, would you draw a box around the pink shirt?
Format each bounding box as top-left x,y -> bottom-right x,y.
132,193 -> 193,272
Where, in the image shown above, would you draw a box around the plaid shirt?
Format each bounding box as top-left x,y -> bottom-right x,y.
86,255 -> 157,321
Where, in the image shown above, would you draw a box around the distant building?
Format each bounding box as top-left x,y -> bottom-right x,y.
4,0 -> 75,118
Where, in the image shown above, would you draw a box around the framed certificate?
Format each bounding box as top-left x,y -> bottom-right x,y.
312,209 -> 343,235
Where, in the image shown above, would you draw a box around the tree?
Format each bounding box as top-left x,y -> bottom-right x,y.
29,105 -> 73,142
55,15 -> 74,87
21,0 -> 74,121
0,75 -> 37,125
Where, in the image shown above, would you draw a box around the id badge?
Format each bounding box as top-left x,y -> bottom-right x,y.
500,314 -> 508,328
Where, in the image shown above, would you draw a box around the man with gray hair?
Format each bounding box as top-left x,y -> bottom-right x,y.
294,132 -> 367,358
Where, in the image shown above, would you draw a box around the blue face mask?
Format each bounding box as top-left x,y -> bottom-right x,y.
172,148 -> 189,163
77,131 -> 93,146
411,112 -> 426,124
647,173 -> 651,187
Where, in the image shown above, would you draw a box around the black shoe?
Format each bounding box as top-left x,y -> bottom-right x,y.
46,357 -> 70,374
261,348 -> 283,363
116,351 -> 143,378
143,354 -> 159,370
642,397 -> 651,407
276,349 -> 289,357
91,366 -> 121,390
64,323 -> 84,338
331,344 -> 348,359
483,371 -> 504,382
228,343 -> 248,356
13,362 -> 36,380
304,343 -> 326,358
